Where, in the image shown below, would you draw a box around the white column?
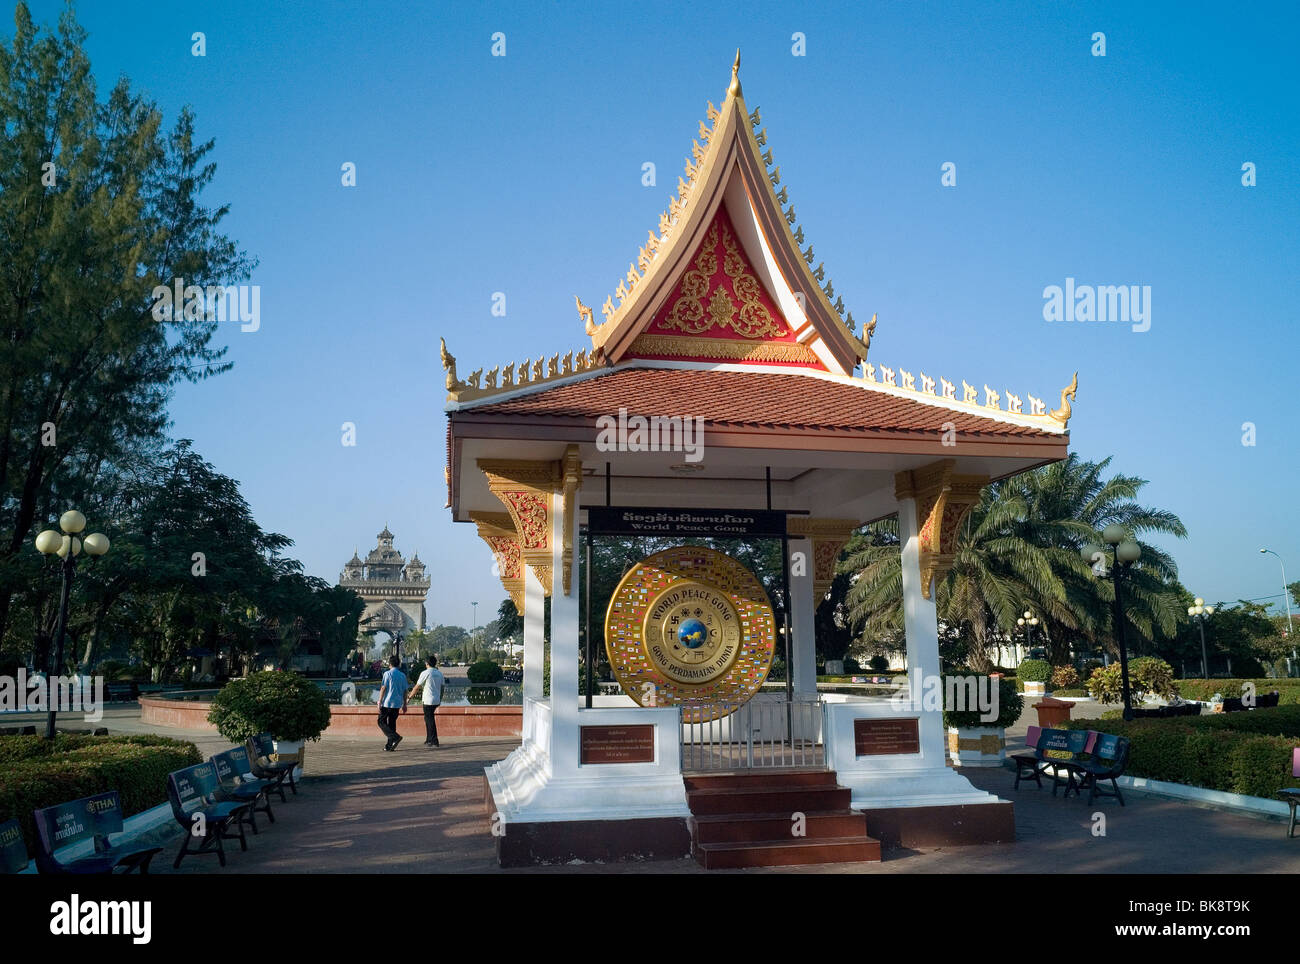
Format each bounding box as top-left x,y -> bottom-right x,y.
522,565 -> 545,702
897,495 -> 946,762
789,538 -> 818,699
548,489 -> 581,773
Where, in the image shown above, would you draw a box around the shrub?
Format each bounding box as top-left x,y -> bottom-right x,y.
1088,657 -> 1179,703
1052,688 -> 1088,697
869,655 -> 889,673
1018,659 -> 1051,684
466,659 -> 504,685
207,671 -> 332,744
1178,678 -> 1300,706
0,735 -> 201,858
943,676 -> 1023,729
1060,711 -> 1300,798
1051,666 -> 1080,689
843,657 -> 861,673
1130,657 -> 1179,700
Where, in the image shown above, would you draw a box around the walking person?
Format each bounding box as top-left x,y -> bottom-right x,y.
376,655 -> 409,751
409,654 -> 446,747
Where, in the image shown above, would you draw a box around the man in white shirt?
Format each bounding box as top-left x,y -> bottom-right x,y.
409,654 -> 446,748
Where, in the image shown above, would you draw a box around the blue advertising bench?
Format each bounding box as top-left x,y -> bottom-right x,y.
1,818 -> 30,874
166,761 -> 251,868
246,732 -> 300,796
32,790 -> 161,874
211,746 -> 277,833
1012,727 -> 1094,795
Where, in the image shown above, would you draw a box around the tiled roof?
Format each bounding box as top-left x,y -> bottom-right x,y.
462,368 -> 1058,439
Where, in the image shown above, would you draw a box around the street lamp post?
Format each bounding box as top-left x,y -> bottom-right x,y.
1260,548 -> 1296,672
1082,524 -> 1142,721
1016,610 -> 1039,660
34,510 -> 111,739
1187,598 -> 1215,678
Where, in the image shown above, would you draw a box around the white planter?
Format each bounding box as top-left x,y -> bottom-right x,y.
946,726 -> 1006,768
272,738 -> 304,780
1023,681 -> 1046,697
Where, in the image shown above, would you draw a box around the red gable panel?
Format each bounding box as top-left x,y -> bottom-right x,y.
625,204 -> 825,369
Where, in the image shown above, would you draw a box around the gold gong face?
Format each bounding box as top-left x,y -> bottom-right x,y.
604,546 -> 775,722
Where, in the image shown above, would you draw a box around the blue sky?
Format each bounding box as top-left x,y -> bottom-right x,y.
17,0 -> 1299,628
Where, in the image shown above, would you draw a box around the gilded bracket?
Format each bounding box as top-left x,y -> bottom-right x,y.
479,458 -> 562,596
894,459 -> 988,600
786,517 -> 860,601
470,511 -> 524,611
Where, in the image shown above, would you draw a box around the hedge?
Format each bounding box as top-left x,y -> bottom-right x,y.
1059,710 -> 1300,799
1176,679 -> 1300,706
0,735 -> 201,858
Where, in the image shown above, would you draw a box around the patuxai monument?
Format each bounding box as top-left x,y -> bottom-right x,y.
339,526 -> 430,636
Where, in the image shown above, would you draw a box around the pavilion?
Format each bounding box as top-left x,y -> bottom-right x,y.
443,55 -> 1073,866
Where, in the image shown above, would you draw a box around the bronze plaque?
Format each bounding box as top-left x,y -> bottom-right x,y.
854,718 -> 920,756
580,724 -> 656,764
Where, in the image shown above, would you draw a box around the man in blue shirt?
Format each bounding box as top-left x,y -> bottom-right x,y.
376,655 -> 409,751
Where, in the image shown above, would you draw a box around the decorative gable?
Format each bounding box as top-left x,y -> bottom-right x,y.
625,205 -> 823,367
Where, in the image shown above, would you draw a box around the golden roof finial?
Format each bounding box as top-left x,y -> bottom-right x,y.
1048,371 -> 1079,427
728,48 -> 742,98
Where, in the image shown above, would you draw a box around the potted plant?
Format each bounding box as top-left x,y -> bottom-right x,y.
944,676 -> 1024,768
207,671 -> 332,777
1018,658 -> 1051,697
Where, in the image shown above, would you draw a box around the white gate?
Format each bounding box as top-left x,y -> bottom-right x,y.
679,696 -> 823,771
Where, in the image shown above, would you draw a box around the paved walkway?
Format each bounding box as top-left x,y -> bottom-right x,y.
13,701 -> 1300,873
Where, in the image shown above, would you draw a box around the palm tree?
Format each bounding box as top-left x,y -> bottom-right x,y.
841,455 -> 1187,671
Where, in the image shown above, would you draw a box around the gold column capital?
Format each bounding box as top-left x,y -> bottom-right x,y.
478,458 -> 564,596
560,445 -> 582,596
894,460 -> 988,600
787,517 -> 860,601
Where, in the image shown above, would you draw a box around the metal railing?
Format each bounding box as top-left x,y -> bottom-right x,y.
680,696 -> 823,771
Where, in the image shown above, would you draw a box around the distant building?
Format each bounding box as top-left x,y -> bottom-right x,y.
339,526 -> 429,636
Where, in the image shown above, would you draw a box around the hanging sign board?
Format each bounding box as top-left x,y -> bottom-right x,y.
586,506 -> 789,539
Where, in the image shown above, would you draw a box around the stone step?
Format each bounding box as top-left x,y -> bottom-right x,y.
686,784 -> 851,816
690,809 -> 868,844
694,835 -> 881,869
683,769 -> 838,792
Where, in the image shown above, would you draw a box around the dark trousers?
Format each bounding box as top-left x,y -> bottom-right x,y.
377,707 -> 400,744
423,705 -> 439,745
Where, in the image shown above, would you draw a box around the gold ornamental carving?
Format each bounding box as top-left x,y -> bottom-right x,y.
659,217 -> 784,340
479,458 -> 562,596
786,517 -> 859,600
470,511 -> 524,610
895,459 -> 988,601
605,546 -> 775,723
628,334 -> 819,365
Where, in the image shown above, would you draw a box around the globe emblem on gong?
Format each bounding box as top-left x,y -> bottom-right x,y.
677,618 -> 708,650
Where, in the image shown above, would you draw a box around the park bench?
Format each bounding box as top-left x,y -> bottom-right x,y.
1278,748 -> 1300,838
166,761 -> 251,868
1133,703 -> 1201,718
32,790 -> 161,874
245,732 -> 300,796
211,746 -> 278,833
105,682 -> 139,702
1,818 -> 30,873
1068,732 -> 1131,806
1012,726 -> 1095,795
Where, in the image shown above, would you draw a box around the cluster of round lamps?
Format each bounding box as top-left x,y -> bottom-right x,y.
33,510 -> 109,559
